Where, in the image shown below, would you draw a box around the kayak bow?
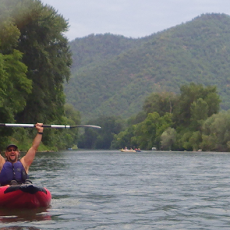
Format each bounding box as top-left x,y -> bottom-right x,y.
0,184 -> 51,209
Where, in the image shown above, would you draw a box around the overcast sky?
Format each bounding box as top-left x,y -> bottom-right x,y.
40,0 -> 230,41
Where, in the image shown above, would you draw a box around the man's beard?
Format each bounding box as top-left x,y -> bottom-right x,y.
8,155 -> 18,162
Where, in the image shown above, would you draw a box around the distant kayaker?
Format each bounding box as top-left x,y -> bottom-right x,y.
0,123 -> 44,186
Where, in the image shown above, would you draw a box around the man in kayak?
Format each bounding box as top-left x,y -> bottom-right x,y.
0,123 -> 44,186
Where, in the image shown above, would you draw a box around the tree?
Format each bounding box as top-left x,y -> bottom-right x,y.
0,0 -> 72,150
188,131 -> 202,151
173,83 -> 220,128
190,98 -> 208,130
200,111 -> 230,151
134,112 -> 173,150
161,127 -> 176,150
0,11 -> 31,149
79,116 -> 125,149
6,0 -> 72,123
112,125 -> 136,149
143,92 -> 178,116
0,8 -> 31,116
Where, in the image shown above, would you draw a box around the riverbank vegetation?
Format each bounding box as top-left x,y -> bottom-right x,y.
0,0 -> 80,151
80,83 -> 230,152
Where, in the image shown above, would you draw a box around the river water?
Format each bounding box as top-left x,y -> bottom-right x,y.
1,150 -> 230,229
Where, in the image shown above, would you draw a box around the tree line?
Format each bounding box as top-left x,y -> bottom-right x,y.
0,0 -> 80,151
79,83 -> 230,152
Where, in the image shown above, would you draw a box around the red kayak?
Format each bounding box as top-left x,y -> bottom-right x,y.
0,184 -> 51,209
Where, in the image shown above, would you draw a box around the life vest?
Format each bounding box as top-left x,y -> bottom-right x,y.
0,161 -> 28,186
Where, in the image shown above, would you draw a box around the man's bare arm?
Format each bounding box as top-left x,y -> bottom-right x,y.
0,154 -> 5,172
21,123 -> 44,173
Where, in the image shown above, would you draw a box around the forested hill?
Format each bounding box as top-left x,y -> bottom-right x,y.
69,33 -> 144,73
65,13 -> 230,122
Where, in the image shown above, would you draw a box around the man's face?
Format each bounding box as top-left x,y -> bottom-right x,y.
5,147 -> 19,163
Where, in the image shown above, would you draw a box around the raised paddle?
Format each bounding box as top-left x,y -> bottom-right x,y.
0,123 -> 101,129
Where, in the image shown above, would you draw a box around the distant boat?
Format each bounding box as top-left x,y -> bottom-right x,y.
152,147 -> 157,151
120,149 -> 141,152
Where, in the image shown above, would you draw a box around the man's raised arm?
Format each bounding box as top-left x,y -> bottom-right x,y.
21,123 -> 44,173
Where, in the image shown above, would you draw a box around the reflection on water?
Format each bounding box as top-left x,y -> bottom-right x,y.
0,227 -> 40,230
29,152 -> 66,172
0,208 -> 51,223
1,150 -> 230,229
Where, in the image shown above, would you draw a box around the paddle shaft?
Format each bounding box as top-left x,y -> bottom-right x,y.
0,123 -> 101,129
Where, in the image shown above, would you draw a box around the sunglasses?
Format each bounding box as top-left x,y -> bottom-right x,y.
7,149 -> 17,152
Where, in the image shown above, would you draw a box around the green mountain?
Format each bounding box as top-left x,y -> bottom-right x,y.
65,13 -> 230,122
